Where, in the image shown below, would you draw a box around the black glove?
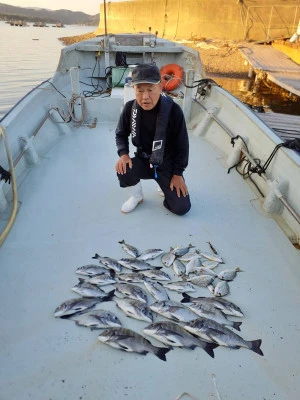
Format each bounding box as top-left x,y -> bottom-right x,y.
0,166 -> 11,184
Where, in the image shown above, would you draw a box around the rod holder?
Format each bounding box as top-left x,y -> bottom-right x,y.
263,177 -> 288,214
193,107 -> 219,137
19,137 -> 40,165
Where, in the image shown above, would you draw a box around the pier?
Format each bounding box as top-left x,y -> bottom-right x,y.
239,44 -> 300,96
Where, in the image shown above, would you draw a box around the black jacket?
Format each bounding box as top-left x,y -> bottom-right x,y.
115,98 -> 189,176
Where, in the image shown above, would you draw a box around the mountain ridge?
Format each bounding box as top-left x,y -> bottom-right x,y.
0,2 -> 99,25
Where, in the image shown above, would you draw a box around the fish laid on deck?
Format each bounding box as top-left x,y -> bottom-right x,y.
118,239 -> 140,258
114,297 -> 153,323
184,318 -> 263,356
143,321 -> 218,357
115,282 -> 148,303
98,327 -> 171,361
70,310 -> 122,330
54,296 -> 113,318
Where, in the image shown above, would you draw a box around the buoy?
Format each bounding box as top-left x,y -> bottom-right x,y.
160,64 -> 183,91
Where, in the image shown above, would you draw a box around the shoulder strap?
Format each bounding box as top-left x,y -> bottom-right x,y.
149,94 -> 173,166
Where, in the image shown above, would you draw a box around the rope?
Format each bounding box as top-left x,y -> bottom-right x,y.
0,124 -> 18,247
227,135 -> 300,196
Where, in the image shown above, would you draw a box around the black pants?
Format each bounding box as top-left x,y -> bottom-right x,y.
117,155 -> 191,216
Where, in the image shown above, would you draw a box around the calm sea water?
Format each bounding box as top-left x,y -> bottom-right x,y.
0,20 -> 299,119
0,21 -> 97,119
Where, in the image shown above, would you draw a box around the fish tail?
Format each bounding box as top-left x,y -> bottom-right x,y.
203,342 -> 218,358
154,346 -> 171,361
249,339 -> 264,356
180,293 -> 191,303
109,268 -> 116,277
233,321 -> 242,331
59,314 -> 73,320
92,253 -> 100,259
103,289 -> 115,302
118,240 -> 125,244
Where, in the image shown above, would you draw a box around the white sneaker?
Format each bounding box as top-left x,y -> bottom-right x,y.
121,182 -> 143,213
157,185 -> 164,197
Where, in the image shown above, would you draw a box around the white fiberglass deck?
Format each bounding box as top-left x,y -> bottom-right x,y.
0,121 -> 300,400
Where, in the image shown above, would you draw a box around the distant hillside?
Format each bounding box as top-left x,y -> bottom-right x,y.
0,3 -> 99,25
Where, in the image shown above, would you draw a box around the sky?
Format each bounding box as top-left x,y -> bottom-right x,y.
1,1 -> 119,15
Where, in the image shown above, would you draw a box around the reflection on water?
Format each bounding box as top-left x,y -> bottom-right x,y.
209,74 -> 300,115
0,21 -> 97,119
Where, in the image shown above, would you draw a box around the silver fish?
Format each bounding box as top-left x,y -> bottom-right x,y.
187,275 -> 215,287
185,257 -> 202,275
178,252 -> 201,262
201,260 -> 219,269
115,283 -> 148,303
184,318 -> 263,356
149,300 -> 198,322
192,267 -> 218,277
54,296 -> 113,318
85,272 -> 116,286
75,264 -> 108,276
114,297 -> 153,323
143,321 -> 217,357
181,295 -> 244,317
117,272 -> 146,283
172,259 -> 186,276
207,241 -> 218,255
142,269 -> 171,281
200,252 -> 224,264
187,302 -> 242,331
70,310 -> 122,329
172,244 -> 195,257
92,254 -> 123,273
118,239 -> 139,258
144,279 -> 169,301
214,280 -> 230,297
118,258 -> 154,271
72,281 -> 107,298
161,249 -> 176,267
137,248 -> 165,261
163,281 -> 197,293
98,327 -> 171,361
207,284 -> 215,294
218,267 -> 243,281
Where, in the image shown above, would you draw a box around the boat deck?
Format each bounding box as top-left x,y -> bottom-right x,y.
239,44 -> 300,96
0,120 -> 300,399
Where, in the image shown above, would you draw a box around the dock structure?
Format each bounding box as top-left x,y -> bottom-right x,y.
258,112 -> 300,143
239,44 -> 300,96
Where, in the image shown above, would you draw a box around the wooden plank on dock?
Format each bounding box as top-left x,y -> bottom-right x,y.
239,45 -> 300,73
258,112 -> 300,141
239,44 -> 300,96
267,72 -> 300,97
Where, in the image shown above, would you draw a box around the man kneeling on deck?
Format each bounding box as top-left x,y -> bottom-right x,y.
115,64 -> 191,216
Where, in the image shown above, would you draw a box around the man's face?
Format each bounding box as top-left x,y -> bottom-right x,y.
134,82 -> 162,110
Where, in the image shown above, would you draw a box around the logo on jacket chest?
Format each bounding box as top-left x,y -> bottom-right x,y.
131,108 -> 137,137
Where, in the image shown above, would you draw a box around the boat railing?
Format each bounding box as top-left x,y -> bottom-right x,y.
0,105 -> 72,245
0,125 -> 18,247
192,98 -> 300,230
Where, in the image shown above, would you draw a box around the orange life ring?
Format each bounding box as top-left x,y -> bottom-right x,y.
160,64 -> 183,91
